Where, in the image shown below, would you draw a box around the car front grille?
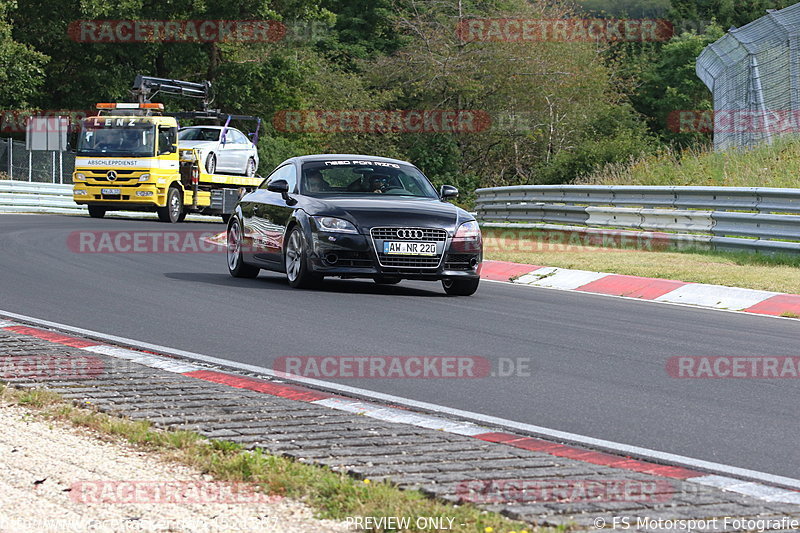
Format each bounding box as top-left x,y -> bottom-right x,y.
375,254 -> 441,268
370,227 -> 448,242
370,227 -> 447,269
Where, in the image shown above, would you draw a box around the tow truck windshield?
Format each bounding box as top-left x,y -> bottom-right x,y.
77,118 -> 156,157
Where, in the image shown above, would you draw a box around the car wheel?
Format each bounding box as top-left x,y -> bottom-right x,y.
227,218 -> 259,278
374,277 -> 401,285
157,186 -> 183,223
88,206 -> 106,219
206,153 -> 217,174
245,158 -> 256,177
442,278 -> 480,296
284,227 -> 321,289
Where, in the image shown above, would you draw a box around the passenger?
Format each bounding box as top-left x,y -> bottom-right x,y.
306,170 -> 331,193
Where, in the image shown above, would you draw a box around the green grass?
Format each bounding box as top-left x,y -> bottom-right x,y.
0,386 -> 550,533
484,228 -> 800,294
582,138 -> 800,188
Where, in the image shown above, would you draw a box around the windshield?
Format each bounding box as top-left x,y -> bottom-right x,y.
300,160 -> 438,198
178,127 -> 221,141
77,118 -> 156,157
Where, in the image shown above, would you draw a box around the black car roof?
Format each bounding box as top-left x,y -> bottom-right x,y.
279,154 -> 415,167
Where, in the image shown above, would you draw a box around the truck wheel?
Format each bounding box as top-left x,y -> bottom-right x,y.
206,153 -> 217,174
88,206 -> 106,219
442,278 -> 480,296
245,158 -> 256,177
227,218 -> 259,278
157,186 -> 183,223
284,227 -> 321,289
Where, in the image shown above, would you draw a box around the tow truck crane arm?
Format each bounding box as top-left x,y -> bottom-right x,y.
131,75 -> 212,109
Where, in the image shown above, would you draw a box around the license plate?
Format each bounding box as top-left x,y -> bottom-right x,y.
383,241 -> 437,256
101,188 -> 121,195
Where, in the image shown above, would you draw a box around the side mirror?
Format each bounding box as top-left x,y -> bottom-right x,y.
267,178 -> 297,205
267,179 -> 289,194
440,185 -> 459,200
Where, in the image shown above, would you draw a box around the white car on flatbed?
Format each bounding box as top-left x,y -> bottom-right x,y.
178,126 -> 259,177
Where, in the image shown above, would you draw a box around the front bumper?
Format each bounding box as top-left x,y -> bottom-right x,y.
73,183 -> 166,208
308,231 -> 481,280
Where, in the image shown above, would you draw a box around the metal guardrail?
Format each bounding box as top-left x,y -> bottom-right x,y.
0,180 -> 86,213
476,185 -> 800,254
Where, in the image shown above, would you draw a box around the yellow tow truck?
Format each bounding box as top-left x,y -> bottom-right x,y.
72,76 -> 262,222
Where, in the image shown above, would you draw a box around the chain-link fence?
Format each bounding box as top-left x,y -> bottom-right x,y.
0,138 -> 75,183
697,3 -> 800,151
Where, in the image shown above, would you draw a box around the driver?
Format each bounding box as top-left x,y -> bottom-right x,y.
306,170 -> 331,193
370,175 -> 389,193
119,131 -> 140,151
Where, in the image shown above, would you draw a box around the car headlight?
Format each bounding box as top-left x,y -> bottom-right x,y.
452,220 -> 482,252
312,216 -> 358,234
138,173 -> 151,182
74,173 -> 86,181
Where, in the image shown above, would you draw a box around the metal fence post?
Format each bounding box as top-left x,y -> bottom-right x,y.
28,150 -> 32,182
7,138 -> 12,179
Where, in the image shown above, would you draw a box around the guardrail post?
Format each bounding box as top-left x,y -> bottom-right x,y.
28,150 -> 32,182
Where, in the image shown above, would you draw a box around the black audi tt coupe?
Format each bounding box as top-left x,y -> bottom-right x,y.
226,154 -> 482,295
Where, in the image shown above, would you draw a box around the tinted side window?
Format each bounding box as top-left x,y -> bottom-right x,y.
261,164 -> 297,192
158,127 -> 176,155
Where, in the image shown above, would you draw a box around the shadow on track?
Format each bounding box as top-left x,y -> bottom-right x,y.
163,272 -> 445,297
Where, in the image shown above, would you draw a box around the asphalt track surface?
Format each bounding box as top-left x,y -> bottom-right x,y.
1,214 -> 799,478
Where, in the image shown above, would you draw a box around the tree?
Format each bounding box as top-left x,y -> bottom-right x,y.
0,0 -> 47,108
631,24 -> 724,146
669,0 -> 795,30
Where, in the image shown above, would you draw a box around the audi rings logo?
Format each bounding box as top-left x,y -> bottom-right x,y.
396,228 -> 424,240
106,170 -> 117,181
